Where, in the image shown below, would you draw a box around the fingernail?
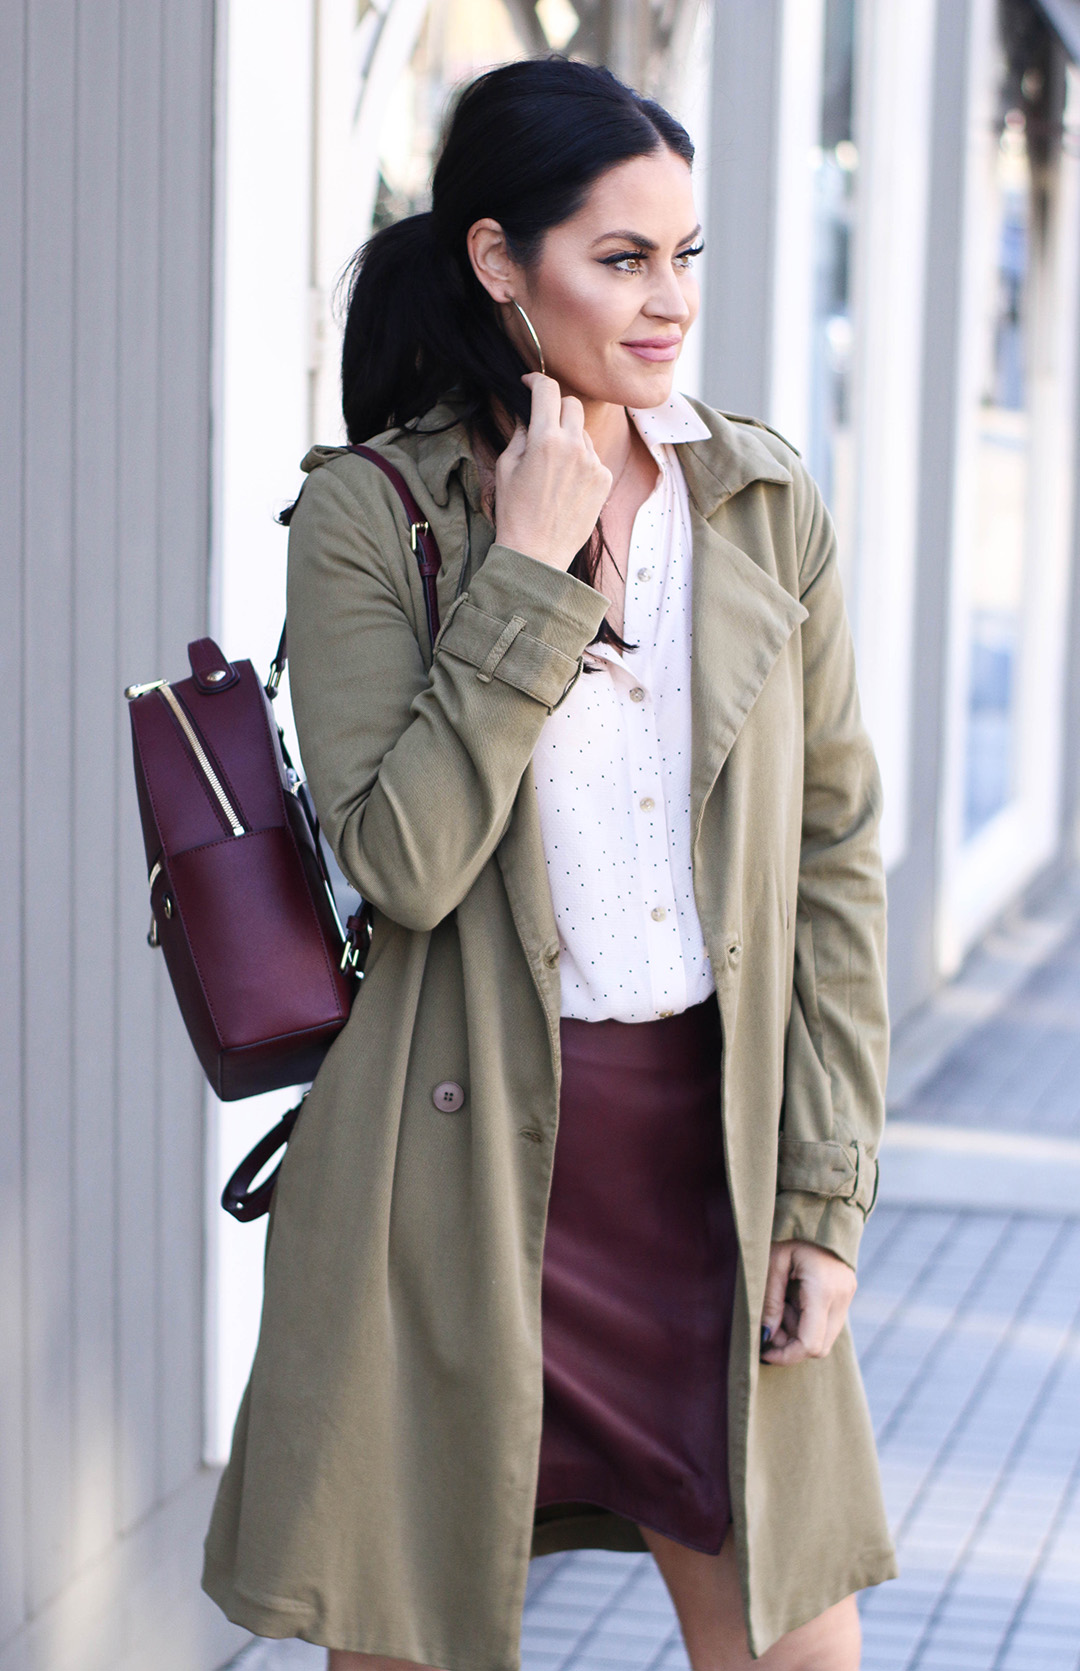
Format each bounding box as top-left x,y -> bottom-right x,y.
761,1325 -> 772,1347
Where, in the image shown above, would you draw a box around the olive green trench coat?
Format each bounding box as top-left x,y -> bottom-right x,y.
202,399 -> 896,1664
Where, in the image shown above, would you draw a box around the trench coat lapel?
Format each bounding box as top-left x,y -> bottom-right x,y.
688,508 -> 808,843
494,768 -> 562,1033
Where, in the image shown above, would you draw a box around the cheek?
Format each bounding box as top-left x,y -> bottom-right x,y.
541,271 -> 638,348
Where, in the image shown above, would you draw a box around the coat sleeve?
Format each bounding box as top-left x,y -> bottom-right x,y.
286,461 -> 609,933
771,465 -> 889,1271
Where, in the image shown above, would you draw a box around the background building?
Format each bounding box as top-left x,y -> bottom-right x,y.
5,2 -> 1080,1667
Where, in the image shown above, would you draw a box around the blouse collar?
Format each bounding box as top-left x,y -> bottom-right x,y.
628,390 -> 712,449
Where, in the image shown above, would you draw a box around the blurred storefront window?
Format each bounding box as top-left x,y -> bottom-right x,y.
808,0 -> 859,569
963,0 -> 1052,838
374,0 -> 705,230
938,0 -> 1080,967
374,0 -> 532,229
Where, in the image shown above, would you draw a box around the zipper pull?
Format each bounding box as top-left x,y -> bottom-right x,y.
125,679 -> 167,700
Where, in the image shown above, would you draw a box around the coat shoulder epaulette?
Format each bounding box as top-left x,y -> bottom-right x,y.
720,411 -> 802,459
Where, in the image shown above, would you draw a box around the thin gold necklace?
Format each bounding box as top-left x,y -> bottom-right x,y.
603,415 -> 636,508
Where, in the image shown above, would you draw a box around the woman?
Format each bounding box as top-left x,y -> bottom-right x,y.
203,57 -> 895,1671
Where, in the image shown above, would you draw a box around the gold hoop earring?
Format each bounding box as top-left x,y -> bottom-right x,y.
512,300 -> 546,376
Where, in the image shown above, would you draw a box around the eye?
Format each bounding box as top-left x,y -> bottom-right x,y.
675,242 -> 705,269
601,250 -> 649,274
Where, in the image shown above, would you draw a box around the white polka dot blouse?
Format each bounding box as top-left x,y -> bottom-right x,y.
531,391 -> 717,1024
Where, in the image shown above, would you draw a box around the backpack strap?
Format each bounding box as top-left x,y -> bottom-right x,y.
348,443 -> 443,649
264,444 -> 445,703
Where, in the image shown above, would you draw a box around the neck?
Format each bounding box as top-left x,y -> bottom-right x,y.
578,396 -> 635,475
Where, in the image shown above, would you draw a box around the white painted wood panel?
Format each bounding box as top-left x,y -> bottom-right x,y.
115,0 -> 167,1539
70,0 -> 122,1580
0,0 -> 228,1661
0,0 -> 28,1645
22,0 -> 78,1613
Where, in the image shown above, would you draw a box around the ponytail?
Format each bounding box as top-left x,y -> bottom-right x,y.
341,210 -> 529,456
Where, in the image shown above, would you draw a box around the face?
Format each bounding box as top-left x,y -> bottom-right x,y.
468,147 -> 702,410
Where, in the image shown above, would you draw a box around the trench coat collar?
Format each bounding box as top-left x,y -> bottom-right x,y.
675,403 -> 794,518
335,393 -> 795,519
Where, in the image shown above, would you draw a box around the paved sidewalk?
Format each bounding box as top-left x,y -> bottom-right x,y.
229,880 -> 1080,1671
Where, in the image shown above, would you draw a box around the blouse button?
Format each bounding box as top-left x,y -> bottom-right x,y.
629,686 -> 645,703
639,796 -> 655,812
651,906 -> 667,922
636,567 -> 653,582
433,1081 -> 465,1113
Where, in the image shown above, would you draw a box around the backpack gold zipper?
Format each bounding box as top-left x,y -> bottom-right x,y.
125,678 -> 245,837
160,685 -> 246,836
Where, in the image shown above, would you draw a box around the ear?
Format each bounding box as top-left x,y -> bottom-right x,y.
467,217 -> 518,303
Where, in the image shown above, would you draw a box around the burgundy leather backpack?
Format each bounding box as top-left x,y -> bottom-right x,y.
124,445 -> 442,1216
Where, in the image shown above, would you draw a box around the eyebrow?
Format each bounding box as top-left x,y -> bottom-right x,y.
590,224 -> 703,251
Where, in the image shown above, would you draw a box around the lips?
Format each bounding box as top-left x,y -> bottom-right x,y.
621,337 -> 682,362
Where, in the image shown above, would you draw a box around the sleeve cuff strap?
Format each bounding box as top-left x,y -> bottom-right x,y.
776,1136 -> 879,1217
437,597 -> 587,710
771,1192 -> 865,1272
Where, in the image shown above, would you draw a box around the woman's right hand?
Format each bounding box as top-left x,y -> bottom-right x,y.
493,373 -> 613,571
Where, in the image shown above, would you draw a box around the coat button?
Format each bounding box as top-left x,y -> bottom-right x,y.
728,942 -> 742,963
543,947 -> 559,968
433,1081 -> 465,1112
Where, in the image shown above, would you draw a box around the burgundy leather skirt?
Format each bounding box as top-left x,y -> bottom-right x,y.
535,994 -> 737,1555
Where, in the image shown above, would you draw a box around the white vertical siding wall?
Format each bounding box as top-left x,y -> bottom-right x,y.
0,2 -> 248,1667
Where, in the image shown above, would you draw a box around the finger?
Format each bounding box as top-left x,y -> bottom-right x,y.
502,421 -> 528,460
579,429 -> 612,497
820,1286 -> 854,1358
792,1277 -> 830,1359
520,372 -> 562,431
493,426 -> 527,486
761,1334 -> 810,1367
559,394 -> 585,438
761,1242 -> 795,1346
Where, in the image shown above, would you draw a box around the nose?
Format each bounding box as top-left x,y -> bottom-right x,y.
644,266 -> 693,325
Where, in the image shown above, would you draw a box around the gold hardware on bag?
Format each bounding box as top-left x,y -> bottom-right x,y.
409,521 -> 430,552
147,860 -> 163,947
158,684 -> 246,837
127,680 -> 245,836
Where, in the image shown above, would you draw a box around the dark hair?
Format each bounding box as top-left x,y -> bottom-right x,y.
335,56 -> 694,646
